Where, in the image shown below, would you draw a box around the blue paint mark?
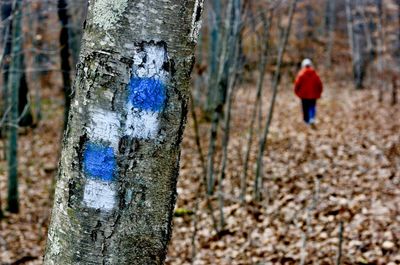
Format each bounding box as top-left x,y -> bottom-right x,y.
83,142 -> 116,182
128,77 -> 166,112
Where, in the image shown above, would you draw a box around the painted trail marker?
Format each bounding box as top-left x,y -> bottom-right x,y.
87,107 -> 120,149
83,109 -> 120,211
81,42 -> 170,211
83,143 -> 116,182
126,44 -> 168,139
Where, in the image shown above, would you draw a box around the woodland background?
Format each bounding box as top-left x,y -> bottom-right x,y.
0,0 -> 399,264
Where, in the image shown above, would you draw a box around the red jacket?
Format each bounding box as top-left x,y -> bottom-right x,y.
294,67 -> 323,99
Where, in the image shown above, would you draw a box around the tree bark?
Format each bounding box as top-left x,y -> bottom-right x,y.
44,0 -> 203,264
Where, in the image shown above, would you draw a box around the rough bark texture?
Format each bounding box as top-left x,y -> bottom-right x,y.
44,0 -> 203,264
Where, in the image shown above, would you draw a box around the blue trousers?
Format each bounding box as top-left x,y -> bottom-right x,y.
301,99 -> 316,124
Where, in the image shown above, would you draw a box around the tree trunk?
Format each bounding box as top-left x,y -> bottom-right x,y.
205,0 -> 222,116
67,0 -> 88,68
218,0 -> 241,229
254,0 -> 297,201
345,0 -> 357,88
325,0 -> 335,68
375,0 -> 385,101
1,1 -> 13,133
396,0 -> 400,63
7,0 -> 24,213
44,0 -> 203,264
346,0 -> 366,89
57,0 -> 72,129
392,75 -> 398,105
1,0 -> 32,129
240,9 -> 271,202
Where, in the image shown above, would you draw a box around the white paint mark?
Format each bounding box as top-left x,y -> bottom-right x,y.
189,0 -> 204,43
83,179 -> 116,211
126,105 -> 160,139
92,0 -> 128,31
132,45 -> 169,81
124,43 -> 170,140
87,107 -> 120,148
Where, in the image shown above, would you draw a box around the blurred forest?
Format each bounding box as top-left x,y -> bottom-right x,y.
0,0 -> 399,264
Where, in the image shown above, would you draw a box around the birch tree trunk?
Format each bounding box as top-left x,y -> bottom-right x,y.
44,0 -> 203,264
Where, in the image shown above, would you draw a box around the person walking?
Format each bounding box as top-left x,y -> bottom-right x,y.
294,58 -> 323,127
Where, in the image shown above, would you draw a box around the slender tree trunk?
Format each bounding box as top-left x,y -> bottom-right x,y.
325,0 -> 335,68
396,0 -> 400,64
28,0 -> 42,123
392,76 -> 398,105
206,0 -> 236,195
218,0 -> 241,229
253,0 -> 297,201
68,0 -> 88,68
346,0 -> 366,89
44,1 -> 203,264
345,0 -> 357,87
206,111 -> 219,195
240,9 -> 271,202
189,92 -> 219,233
205,0 -> 222,116
57,0 -> 72,129
2,0 -> 32,129
375,0 -> 385,101
304,0 -> 314,58
1,1 -> 12,134
7,0 -> 23,213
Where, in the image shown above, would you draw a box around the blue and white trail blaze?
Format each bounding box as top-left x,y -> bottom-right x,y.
82,108 -> 120,210
126,44 -> 168,139
82,43 -> 169,211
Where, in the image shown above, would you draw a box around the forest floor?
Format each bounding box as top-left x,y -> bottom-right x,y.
0,76 -> 399,265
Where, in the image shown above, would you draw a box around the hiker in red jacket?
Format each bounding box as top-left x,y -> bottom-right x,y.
294,58 -> 323,126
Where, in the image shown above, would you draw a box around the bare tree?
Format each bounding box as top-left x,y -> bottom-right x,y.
254,0 -> 297,201
218,0 -> 241,229
240,8 -> 272,202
